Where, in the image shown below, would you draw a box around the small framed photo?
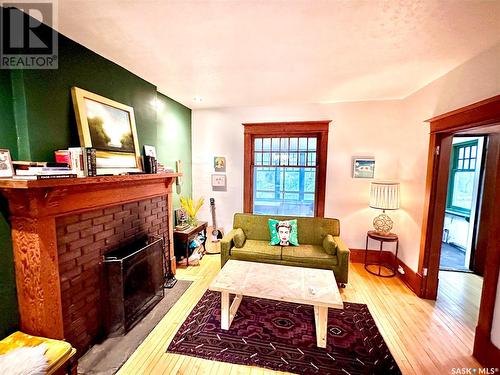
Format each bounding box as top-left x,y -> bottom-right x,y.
211,174 -> 227,191
143,145 -> 157,158
214,156 -> 226,172
0,149 -> 14,178
353,158 -> 375,178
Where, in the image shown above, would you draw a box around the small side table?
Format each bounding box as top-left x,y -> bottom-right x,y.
364,230 -> 399,277
173,221 -> 208,266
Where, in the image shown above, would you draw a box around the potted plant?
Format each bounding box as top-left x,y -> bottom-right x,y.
179,196 -> 204,227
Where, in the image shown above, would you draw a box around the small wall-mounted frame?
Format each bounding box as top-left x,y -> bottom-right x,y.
0,149 -> 14,178
214,156 -> 226,172
353,158 -> 375,178
211,174 -> 227,191
176,160 -> 183,185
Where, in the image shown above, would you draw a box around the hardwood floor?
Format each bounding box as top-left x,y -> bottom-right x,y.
118,250 -> 483,375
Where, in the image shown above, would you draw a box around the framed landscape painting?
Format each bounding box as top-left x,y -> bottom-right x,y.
71,87 -> 142,175
353,158 -> 375,178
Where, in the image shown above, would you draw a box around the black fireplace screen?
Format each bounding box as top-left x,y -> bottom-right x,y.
103,236 -> 164,336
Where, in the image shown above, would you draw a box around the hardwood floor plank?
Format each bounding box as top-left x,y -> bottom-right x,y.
118,249 -> 482,375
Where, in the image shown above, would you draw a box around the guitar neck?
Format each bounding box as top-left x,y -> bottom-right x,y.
211,205 -> 217,228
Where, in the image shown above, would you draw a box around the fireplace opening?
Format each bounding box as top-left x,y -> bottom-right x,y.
103,236 -> 165,336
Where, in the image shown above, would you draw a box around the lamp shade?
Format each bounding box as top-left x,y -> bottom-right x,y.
369,181 -> 400,210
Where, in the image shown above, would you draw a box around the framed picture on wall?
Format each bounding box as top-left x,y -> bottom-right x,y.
211,174 -> 227,191
0,149 -> 14,178
353,158 -> 375,178
71,87 -> 142,175
214,156 -> 226,172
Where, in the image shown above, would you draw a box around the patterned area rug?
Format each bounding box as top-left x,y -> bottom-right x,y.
167,290 -> 401,374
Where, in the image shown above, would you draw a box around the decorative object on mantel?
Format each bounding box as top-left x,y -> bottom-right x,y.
179,196 -> 204,227
0,149 -> 14,178
214,156 -> 226,172
143,145 -> 157,174
369,180 -> 400,234
211,174 -> 227,191
71,86 -> 143,175
353,157 -> 375,178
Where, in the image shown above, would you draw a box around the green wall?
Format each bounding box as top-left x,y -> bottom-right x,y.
156,93 -> 192,208
0,25 -> 192,338
0,69 -> 20,338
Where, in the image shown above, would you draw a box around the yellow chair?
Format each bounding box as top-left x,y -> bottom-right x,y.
0,331 -> 77,375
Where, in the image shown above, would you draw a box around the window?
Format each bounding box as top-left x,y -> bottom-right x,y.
446,140 -> 479,216
243,121 -> 329,217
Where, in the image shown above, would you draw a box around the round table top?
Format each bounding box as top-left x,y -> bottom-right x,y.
367,230 -> 398,241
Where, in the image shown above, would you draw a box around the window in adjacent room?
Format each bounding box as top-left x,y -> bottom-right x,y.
446,139 -> 480,216
243,121 -> 330,217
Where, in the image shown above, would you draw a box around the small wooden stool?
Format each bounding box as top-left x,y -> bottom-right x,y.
0,331 -> 77,374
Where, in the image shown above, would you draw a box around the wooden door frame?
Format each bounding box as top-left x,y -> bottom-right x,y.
418,95 -> 500,367
243,121 -> 330,217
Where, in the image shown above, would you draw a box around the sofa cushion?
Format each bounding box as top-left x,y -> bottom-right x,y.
233,228 -> 246,248
230,240 -> 281,261
282,244 -> 338,267
268,219 -> 299,246
322,234 -> 338,255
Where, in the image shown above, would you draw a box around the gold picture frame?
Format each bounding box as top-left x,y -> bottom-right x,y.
71,87 -> 142,175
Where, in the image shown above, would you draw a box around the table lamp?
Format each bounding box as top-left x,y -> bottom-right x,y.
369,181 -> 400,234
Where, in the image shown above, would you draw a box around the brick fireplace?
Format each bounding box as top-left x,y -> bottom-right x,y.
57,196 -> 168,352
0,174 -> 178,354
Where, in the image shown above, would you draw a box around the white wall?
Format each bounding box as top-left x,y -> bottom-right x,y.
191,42 -> 500,272
192,100 -> 422,267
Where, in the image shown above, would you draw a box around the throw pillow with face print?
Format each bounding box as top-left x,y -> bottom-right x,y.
268,219 -> 299,246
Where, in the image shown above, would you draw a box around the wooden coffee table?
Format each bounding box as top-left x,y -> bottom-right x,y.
209,260 -> 344,348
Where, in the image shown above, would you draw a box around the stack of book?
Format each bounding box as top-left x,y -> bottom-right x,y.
54,147 -> 97,177
13,162 -> 77,180
12,147 -> 97,180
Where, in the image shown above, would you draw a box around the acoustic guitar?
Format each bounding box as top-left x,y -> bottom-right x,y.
210,198 -> 224,242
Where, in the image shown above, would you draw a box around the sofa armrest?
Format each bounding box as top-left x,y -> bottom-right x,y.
333,236 -> 350,284
220,229 -> 238,267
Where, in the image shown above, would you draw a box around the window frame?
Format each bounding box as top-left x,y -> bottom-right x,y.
446,139 -> 479,217
243,121 -> 330,217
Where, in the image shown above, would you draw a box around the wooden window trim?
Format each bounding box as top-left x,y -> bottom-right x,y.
243,121 -> 331,217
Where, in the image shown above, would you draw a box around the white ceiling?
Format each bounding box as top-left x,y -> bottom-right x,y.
57,0 -> 500,109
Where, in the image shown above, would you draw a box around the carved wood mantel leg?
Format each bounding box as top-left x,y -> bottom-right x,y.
10,215 -> 64,339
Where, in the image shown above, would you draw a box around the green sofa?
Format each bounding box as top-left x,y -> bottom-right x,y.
220,213 -> 350,285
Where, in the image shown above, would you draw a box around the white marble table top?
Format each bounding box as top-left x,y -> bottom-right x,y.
209,260 -> 343,309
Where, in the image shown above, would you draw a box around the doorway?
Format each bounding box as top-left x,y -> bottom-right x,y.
418,95 -> 500,367
439,136 -> 485,273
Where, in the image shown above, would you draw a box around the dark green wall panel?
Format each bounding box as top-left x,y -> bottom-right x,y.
156,93 -> 192,209
0,69 -> 19,338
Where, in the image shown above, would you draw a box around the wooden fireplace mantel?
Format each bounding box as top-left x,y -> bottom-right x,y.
0,173 -> 180,340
